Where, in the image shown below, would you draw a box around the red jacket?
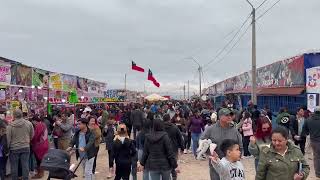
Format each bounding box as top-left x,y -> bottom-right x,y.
31,122 -> 49,160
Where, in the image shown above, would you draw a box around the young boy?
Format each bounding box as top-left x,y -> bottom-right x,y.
209,139 -> 245,180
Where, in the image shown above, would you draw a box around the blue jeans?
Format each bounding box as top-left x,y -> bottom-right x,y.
149,170 -> 171,180
10,148 -> 30,180
0,156 -> 7,180
191,133 -> 201,157
143,170 -> 150,180
255,158 -> 259,171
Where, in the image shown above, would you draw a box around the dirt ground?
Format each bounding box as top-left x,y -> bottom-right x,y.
35,144 -> 317,180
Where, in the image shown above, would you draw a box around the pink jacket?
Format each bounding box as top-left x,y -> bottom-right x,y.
242,118 -> 253,137
31,122 -> 49,160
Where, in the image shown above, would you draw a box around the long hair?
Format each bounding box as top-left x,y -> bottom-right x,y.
255,116 -> 272,139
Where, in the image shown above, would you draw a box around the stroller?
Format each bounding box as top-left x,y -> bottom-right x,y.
41,149 -> 84,180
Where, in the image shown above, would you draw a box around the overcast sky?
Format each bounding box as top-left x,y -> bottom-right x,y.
0,0 -> 319,97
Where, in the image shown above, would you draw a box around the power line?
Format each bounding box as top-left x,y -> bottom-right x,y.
257,0 -> 268,10
256,0 -> 281,21
204,24 -> 251,72
202,13 -> 252,67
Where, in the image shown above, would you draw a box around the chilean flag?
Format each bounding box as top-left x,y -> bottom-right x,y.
132,61 -> 145,72
148,69 -> 160,87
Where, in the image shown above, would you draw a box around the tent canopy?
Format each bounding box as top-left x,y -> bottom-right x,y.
144,93 -> 168,101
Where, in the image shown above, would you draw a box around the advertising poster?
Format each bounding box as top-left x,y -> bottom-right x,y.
11,65 -> 33,86
307,94 -> 317,112
62,74 -> 77,92
306,66 -> 320,94
32,68 -> 49,88
49,73 -> 62,90
0,61 -> 11,85
77,77 -> 88,92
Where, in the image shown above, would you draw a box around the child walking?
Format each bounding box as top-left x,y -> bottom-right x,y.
209,139 -> 245,180
112,124 -> 137,180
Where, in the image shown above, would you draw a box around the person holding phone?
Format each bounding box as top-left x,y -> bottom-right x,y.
256,126 -> 310,180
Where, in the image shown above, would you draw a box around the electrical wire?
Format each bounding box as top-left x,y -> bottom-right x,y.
256,0 -> 268,10
204,24 -> 251,72
202,13 -> 252,68
256,0 -> 281,21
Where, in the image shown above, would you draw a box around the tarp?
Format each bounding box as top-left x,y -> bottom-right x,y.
144,93 -> 168,101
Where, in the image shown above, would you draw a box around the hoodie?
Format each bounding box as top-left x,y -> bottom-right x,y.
141,131 -> 177,171
164,122 -> 184,153
6,118 -> 34,151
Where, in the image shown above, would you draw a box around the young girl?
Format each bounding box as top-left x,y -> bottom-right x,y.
241,111 -> 253,157
112,124 -> 137,180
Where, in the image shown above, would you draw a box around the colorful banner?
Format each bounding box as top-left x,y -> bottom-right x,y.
11,65 -> 32,86
104,89 -> 126,101
32,68 -> 49,87
62,74 -> 77,92
306,66 -> 320,94
49,73 -> 62,90
0,61 -> 11,85
77,77 -> 88,92
257,55 -> 304,88
208,55 -> 305,95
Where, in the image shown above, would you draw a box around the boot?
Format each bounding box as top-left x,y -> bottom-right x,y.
32,168 -> 44,179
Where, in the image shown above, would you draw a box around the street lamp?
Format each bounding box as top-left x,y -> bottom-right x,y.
185,57 -> 202,97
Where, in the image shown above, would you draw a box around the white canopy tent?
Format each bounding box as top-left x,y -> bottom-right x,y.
144,93 -> 168,101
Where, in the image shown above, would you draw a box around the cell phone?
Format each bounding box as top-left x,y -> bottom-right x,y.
299,162 -> 303,174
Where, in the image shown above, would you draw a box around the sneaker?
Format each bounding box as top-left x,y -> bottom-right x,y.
183,149 -> 187,154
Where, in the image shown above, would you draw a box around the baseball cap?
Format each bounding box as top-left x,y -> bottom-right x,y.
218,108 -> 233,117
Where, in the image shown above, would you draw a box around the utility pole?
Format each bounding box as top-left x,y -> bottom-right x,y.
246,0 -> 257,105
187,80 -> 190,100
186,57 -> 202,98
199,67 -> 202,97
183,84 -> 186,100
124,73 -> 127,91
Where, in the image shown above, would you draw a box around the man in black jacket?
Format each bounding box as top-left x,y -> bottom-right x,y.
289,107 -> 306,154
68,118 -> 95,179
130,104 -> 144,140
301,107 -> 320,178
163,114 -> 184,180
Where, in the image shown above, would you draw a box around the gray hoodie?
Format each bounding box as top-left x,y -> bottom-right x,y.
6,118 -> 34,151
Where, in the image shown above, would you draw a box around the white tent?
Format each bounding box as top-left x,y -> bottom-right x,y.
144,93 -> 168,101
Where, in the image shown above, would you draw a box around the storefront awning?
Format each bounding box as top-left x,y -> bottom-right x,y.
257,87 -> 305,95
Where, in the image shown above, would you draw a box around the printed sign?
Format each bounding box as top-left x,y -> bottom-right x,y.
307,94 -> 317,112
306,66 -> 320,94
0,61 -> 11,85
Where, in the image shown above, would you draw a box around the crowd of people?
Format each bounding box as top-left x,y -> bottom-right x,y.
0,99 -> 319,180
